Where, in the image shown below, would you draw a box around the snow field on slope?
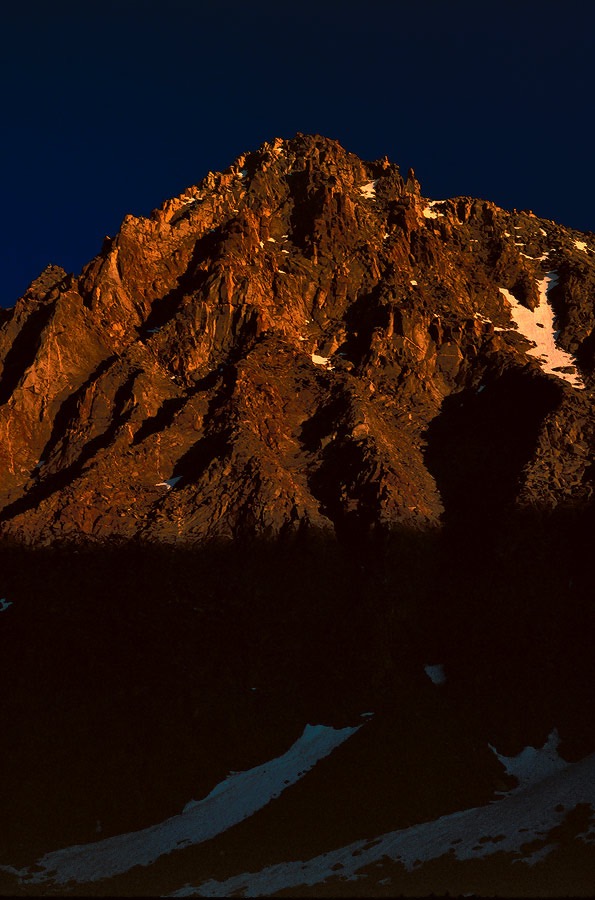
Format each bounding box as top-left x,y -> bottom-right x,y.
172,737 -> 595,897
499,273 -> 584,388
12,724 -> 358,887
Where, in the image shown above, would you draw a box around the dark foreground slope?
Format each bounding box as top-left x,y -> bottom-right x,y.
1,135 -> 595,895
1,507 -> 595,895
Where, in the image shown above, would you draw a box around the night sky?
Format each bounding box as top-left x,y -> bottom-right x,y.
2,0 -> 594,307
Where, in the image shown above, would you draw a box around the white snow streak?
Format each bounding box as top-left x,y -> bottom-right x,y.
173,746 -> 595,897
520,252 -> 550,261
574,239 -> 589,253
498,274 -> 584,388
155,477 -> 182,489
359,181 -> 377,199
15,724 -> 358,887
311,353 -> 333,369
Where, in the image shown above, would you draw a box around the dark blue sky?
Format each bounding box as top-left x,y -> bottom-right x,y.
2,0 -> 594,306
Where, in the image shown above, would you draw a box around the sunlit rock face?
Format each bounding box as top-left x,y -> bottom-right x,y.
1,134 -> 595,544
1,136 -> 595,897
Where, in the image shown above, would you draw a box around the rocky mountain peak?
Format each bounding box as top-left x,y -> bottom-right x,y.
1,134 -> 595,545
2,136 -> 595,897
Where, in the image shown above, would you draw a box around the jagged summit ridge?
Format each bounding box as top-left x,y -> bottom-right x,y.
1,134 -> 595,544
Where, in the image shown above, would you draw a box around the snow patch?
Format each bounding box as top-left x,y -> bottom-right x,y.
16,724 -> 358,887
574,240 -> 589,253
155,477 -> 182,490
498,274 -> 584,388
520,252 -> 550,261
490,729 -> 569,795
0,598 -> 13,612
359,181 -> 377,199
311,353 -> 333,370
175,746 -> 595,897
410,279 -> 418,286
423,200 -> 445,219
424,664 -> 446,685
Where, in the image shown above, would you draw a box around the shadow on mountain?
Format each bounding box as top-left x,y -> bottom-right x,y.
0,300 -> 56,406
424,369 -> 562,525
1,502 -> 594,872
0,370 -> 140,525
143,229 -> 222,333
131,396 -> 188,446
37,355 -> 118,461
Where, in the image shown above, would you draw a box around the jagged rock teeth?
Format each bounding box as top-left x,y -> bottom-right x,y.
1,134 -> 595,545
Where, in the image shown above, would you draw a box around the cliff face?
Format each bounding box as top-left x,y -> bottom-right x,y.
3,134 -> 595,894
2,133 -> 595,544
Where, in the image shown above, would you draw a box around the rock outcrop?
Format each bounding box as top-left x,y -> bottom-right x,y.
2,133 -> 595,545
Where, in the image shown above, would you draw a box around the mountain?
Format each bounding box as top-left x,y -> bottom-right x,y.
2,133 -> 595,545
1,135 -> 595,897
